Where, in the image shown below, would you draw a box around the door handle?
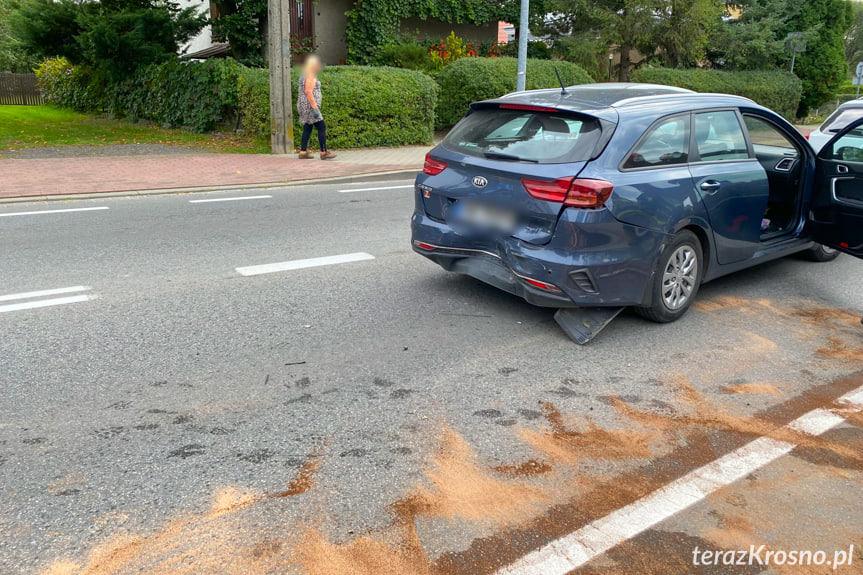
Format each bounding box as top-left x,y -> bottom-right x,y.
700,180 -> 721,194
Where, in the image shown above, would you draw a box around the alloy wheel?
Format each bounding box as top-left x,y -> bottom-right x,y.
661,245 -> 698,311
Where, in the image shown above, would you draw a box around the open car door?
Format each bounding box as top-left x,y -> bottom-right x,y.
809,118 -> 863,257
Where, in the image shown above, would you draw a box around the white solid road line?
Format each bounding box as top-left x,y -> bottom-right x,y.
337,184 -> 414,193
0,294 -> 95,314
495,385 -> 863,575
236,252 -> 375,276
188,195 -> 272,203
0,206 -> 109,218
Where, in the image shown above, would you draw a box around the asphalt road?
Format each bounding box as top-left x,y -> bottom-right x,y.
1,182 -> 862,575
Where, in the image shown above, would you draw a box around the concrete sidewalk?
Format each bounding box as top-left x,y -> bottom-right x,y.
0,145 -> 430,201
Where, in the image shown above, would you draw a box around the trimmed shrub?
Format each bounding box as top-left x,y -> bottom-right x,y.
630,68 -> 803,120
237,67 -> 270,141
35,57 -> 101,112
435,57 -> 593,129
238,66 -> 437,150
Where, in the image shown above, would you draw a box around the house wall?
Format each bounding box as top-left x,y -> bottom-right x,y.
313,0 -> 353,64
176,0 -> 214,55
311,2 -> 500,64
398,17 -> 498,43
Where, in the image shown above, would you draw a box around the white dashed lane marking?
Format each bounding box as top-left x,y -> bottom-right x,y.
0,285 -> 91,302
337,185 -> 414,193
495,385 -> 863,575
235,252 -> 376,276
0,286 -> 96,313
188,195 -> 272,203
0,206 -> 109,218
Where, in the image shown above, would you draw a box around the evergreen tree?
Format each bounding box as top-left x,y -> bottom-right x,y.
789,0 -> 853,115
9,0 -> 205,80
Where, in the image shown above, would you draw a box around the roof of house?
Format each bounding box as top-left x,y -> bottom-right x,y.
182,42 -> 232,60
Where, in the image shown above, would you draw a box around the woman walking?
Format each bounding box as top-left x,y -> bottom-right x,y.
297,55 -> 336,160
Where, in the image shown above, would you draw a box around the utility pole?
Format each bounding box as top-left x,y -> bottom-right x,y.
516,0 -> 529,91
267,0 -> 293,154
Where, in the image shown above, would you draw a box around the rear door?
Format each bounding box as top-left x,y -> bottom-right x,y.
423,105 -> 603,245
807,118 -> 863,257
688,109 -> 769,264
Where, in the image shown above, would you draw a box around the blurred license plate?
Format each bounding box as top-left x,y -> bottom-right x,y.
455,201 -> 517,232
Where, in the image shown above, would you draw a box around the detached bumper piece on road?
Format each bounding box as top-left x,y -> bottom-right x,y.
554,307 -> 625,344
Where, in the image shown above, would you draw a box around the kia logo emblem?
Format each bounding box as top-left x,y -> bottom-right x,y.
473,176 -> 488,188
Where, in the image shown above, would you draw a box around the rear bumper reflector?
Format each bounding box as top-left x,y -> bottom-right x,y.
514,273 -> 563,293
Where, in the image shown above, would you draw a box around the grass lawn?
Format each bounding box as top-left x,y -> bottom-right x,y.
0,105 -> 269,154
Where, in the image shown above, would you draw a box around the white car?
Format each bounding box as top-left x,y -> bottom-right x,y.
808,99 -> 863,151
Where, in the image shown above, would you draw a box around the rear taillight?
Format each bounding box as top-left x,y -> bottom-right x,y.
521,177 -> 613,208
805,133 -> 810,140
521,177 -> 573,203
423,153 -> 448,176
565,179 -> 614,208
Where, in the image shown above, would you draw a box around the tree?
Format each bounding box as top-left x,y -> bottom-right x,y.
789,0 -> 853,115
0,0 -> 35,72
708,0 -> 803,70
653,0 -> 723,68
78,4 -> 206,81
9,0 -> 205,80
545,0 -> 656,81
544,0 -> 720,79
846,2 -> 863,66
709,0 -> 852,116
9,0 -> 89,63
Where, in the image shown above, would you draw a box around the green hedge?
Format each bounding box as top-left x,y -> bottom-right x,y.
36,57 -> 244,132
35,57 -> 101,112
435,57 -> 594,129
629,68 -> 803,120
238,66 -> 437,149
112,59 -> 243,132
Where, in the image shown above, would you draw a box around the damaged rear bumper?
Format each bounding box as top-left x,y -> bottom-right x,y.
410,208 -> 668,309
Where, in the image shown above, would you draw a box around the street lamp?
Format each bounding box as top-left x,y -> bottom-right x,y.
608,54 -> 614,82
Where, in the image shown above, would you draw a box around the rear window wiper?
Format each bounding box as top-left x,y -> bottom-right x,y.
482,151 -> 539,163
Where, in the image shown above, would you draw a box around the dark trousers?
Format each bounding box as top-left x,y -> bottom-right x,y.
301,120 -> 327,151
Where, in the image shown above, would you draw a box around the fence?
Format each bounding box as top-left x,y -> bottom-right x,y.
0,73 -> 43,105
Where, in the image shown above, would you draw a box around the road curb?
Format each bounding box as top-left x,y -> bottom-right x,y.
0,168 -> 419,204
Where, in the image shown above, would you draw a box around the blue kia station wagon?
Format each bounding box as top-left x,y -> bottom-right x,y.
410,83 -> 863,342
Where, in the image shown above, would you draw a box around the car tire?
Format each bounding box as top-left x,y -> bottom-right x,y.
801,243 -> 841,262
635,230 -> 704,324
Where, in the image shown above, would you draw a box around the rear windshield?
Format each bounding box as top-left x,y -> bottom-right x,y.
822,107 -> 863,134
442,108 -> 601,164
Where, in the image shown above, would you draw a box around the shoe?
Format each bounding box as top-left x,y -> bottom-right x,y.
298,151 -> 312,159
320,151 -> 337,160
